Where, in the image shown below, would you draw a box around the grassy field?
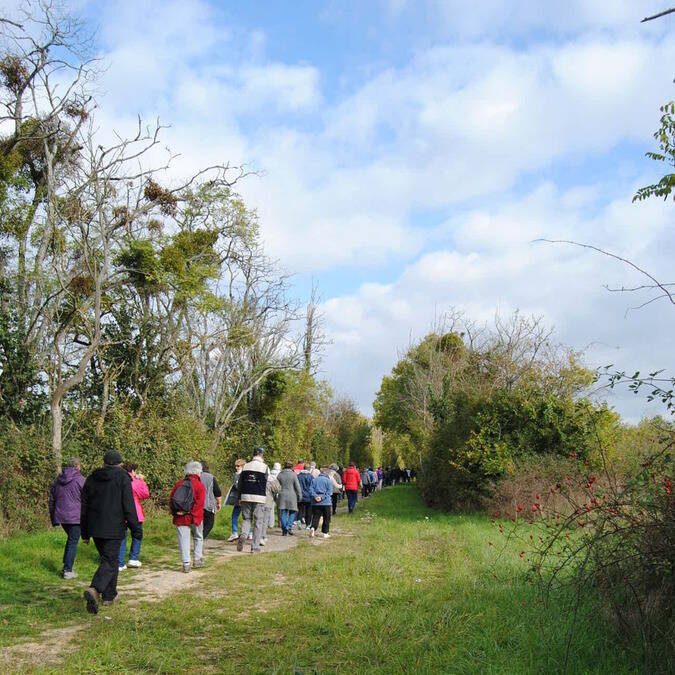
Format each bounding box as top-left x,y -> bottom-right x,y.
0,485 -> 646,673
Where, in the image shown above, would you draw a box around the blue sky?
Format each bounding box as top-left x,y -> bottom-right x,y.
68,0 -> 675,418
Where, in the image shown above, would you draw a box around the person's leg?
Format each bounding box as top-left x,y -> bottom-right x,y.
62,524 -> 80,573
239,503 -> 252,541
91,538 -> 122,601
118,528 -> 128,568
231,504 -> 241,535
310,506 -> 321,531
129,523 -> 142,562
321,506 -> 331,534
305,503 -> 313,528
192,523 -> 204,562
252,504 -> 265,550
177,526 -> 191,564
203,510 -> 214,539
279,509 -> 288,533
287,509 -> 297,531
331,493 -> 338,515
261,507 -> 272,542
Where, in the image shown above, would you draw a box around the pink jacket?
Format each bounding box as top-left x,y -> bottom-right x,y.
131,477 -> 150,523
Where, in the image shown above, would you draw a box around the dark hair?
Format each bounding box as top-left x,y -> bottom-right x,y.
349,462 -> 355,467
284,461 -> 293,469
123,462 -> 137,473
67,457 -> 80,469
297,459 -> 304,464
200,460 -> 209,472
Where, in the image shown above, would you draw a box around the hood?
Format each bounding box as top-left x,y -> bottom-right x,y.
57,466 -> 81,485
90,465 -> 125,482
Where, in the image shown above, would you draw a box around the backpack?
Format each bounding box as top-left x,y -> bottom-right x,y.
170,477 -> 194,514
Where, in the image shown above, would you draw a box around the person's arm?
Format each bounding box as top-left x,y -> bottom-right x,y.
212,477 -> 222,511
80,481 -> 89,542
134,478 -> 150,501
294,475 -> 302,501
122,476 -> 142,540
48,482 -> 56,526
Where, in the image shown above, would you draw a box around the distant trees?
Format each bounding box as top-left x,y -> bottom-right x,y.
374,311 -> 615,509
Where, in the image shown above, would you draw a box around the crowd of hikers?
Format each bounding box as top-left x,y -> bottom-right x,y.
47,448 -> 414,615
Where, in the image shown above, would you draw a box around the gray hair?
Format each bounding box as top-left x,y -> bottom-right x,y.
184,461 -> 202,476
67,457 -> 81,469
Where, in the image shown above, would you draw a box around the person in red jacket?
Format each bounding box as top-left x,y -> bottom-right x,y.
342,462 -> 362,514
169,461 -> 206,573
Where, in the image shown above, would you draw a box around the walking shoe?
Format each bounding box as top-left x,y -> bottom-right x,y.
102,598 -> 115,606
127,560 -> 142,568
309,527 -> 315,538
182,562 -> 191,573
193,558 -> 204,568
62,570 -> 77,579
247,533 -> 253,540
305,524 -> 311,529
84,587 -> 99,615
118,564 -> 127,571
227,533 -> 239,542
282,530 -> 288,536
323,533 -> 331,539
260,538 -> 266,546
288,530 -> 294,536
236,537 -> 244,552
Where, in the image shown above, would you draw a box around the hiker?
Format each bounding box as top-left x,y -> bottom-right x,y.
225,458 -> 245,542
200,460 -> 222,540
267,462 -> 282,530
237,447 -> 269,553
327,463 -> 343,515
48,457 -> 85,580
170,461 -> 206,573
377,467 -> 384,490
81,450 -> 141,614
342,462 -> 361,513
261,468 -> 281,546
309,466 -> 333,539
309,461 -> 320,478
297,464 -> 314,529
277,461 -> 302,535
118,463 -> 150,570
292,459 -> 304,474
367,467 -> 377,496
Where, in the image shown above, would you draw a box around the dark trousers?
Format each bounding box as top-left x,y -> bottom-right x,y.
299,501 -> 312,525
311,505 -> 331,534
346,490 -> 358,512
61,523 -> 81,572
331,493 -> 339,515
92,538 -> 123,601
203,510 -> 215,539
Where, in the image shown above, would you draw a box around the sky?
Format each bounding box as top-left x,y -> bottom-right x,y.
49,1 -> 675,419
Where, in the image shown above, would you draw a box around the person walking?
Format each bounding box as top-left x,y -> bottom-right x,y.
327,463 -> 343,515
267,462 -> 282,530
261,469 -> 280,546
309,466 -> 333,539
118,463 -> 150,570
200,461 -> 222,540
277,461 -> 302,535
80,450 -> 141,614
170,462 -> 206,573
342,462 -> 361,513
297,465 -> 314,528
225,459 -> 245,542
49,457 -> 86,580
237,448 -> 269,553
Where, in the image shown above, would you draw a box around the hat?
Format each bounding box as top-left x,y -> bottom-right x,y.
253,447 -> 264,456
103,449 -> 123,465
273,462 -> 281,472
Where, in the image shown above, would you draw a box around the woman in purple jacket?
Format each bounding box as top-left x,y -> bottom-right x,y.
49,457 -> 86,579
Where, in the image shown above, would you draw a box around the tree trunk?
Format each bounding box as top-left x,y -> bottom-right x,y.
51,395 -> 63,473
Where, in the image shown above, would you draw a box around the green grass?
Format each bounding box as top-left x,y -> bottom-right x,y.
0,486 -> 646,673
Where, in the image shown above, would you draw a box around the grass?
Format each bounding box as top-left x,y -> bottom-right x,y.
0,485 -> 647,673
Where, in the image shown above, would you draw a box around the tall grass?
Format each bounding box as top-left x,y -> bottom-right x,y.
1,486 -> 647,673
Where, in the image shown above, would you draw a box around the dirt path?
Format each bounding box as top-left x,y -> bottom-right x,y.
0,524 -> 333,672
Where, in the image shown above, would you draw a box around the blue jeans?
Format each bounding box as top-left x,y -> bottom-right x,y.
279,509 -> 297,533
61,523 -> 81,572
231,504 -> 241,534
118,524 -> 143,566
346,490 -> 358,512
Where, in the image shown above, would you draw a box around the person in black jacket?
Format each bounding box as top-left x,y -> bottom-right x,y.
81,450 -> 141,614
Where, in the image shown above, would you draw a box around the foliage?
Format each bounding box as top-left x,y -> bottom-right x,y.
633,101 -> 675,202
